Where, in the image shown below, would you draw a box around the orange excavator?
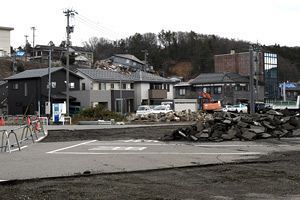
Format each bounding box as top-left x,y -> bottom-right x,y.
198,92 -> 221,111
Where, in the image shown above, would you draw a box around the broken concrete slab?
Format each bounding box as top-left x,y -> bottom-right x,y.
237,121 -> 249,128
242,131 -> 257,140
292,129 -> 300,137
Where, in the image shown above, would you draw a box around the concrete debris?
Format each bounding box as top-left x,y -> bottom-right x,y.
158,109 -> 300,142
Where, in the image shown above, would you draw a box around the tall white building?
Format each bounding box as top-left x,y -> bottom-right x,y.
0,26 -> 14,57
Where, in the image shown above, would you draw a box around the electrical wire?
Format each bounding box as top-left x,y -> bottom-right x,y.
75,14 -> 125,40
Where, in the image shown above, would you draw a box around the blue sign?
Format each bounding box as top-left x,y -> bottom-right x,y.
16,51 -> 25,57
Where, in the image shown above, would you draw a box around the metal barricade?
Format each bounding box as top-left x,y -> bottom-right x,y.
0,129 -> 21,153
0,117 -> 47,153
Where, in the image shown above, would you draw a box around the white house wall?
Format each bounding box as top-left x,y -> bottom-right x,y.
0,29 -> 11,57
69,90 -> 112,110
134,83 -> 150,109
167,84 -> 174,99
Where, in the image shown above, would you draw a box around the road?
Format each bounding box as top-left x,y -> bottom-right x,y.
0,137 -> 299,181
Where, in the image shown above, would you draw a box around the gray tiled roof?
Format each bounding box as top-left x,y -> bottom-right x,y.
130,71 -> 172,83
190,72 -> 249,85
5,67 -> 64,80
77,69 -> 132,82
78,69 -> 173,83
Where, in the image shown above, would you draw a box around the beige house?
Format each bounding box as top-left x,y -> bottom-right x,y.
0,26 -> 14,57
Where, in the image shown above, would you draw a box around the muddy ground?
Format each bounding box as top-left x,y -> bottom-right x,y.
1,125 -> 300,200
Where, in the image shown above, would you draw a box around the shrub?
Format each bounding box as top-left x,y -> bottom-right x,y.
78,104 -> 124,121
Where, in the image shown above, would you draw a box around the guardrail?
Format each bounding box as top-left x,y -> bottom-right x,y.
0,117 -> 48,153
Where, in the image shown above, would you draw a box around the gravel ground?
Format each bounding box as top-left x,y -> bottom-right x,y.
0,151 -> 299,200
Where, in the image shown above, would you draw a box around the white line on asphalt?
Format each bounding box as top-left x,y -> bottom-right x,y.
46,140 -> 97,154
49,151 -> 264,155
10,145 -> 28,152
85,143 -> 169,146
88,146 -> 147,151
194,145 -> 265,147
0,180 -> 7,182
123,139 -> 159,143
35,135 -> 47,142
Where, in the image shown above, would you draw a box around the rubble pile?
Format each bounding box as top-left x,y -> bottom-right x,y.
161,110 -> 300,142
129,110 -> 206,122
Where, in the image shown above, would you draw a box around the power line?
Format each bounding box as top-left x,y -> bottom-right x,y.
76,14 -> 124,39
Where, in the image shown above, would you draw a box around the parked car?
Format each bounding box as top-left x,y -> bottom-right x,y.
136,105 -> 153,116
151,105 -> 173,114
222,105 -> 233,112
226,104 -> 248,113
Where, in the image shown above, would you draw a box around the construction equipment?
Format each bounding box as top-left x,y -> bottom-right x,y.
198,92 -> 221,111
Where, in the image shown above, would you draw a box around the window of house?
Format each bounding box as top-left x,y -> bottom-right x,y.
70,82 -> 75,89
111,83 -> 114,89
235,84 -> 248,91
167,84 -> 170,92
24,82 -> 28,96
179,88 -> 186,96
100,83 -> 106,90
126,59 -> 130,64
13,83 -> 18,90
82,83 -> 86,90
130,83 -> 134,89
214,86 -> 222,94
122,83 -> 127,89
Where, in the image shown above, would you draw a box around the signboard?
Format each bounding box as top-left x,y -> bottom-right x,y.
52,102 -> 66,123
16,51 -> 25,57
45,101 -> 51,115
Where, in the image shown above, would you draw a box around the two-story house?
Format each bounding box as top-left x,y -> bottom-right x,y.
5,67 -> 82,115
33,45 -> 93,68
71,69 -> 135,113
0,26 -> 14,57
109,54 -> 145,71
174,72 -> 253,110
130,70 -> 176,109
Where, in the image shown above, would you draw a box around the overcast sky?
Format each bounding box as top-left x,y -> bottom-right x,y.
1,0 -> 299,48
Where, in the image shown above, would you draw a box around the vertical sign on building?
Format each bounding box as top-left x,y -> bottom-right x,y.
264,53 -> 278,100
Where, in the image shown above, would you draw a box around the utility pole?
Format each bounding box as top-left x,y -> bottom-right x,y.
48,49 -> 52,113
64,9 -> 77,116
24,35 -> 28,46
141,50 -> 148,71
24,35 -> 28,60
31,27 -> 36,56
249,45 -> 255,114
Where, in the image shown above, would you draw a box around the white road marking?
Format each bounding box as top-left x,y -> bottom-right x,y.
89,146 -> 147,151
49,151 -> 264,155
85,142 -> 168,146
35,135 -> 47,142
195,144 -> 265,147
123,139 -> 159,143
10,145 -> 28,152
0,180 -> 7,182
46,140 -> 97,154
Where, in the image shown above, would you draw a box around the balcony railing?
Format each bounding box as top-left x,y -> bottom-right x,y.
149,89 -> 167,99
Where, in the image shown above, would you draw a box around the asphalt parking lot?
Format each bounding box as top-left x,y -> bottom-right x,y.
0,137 -> 299,181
